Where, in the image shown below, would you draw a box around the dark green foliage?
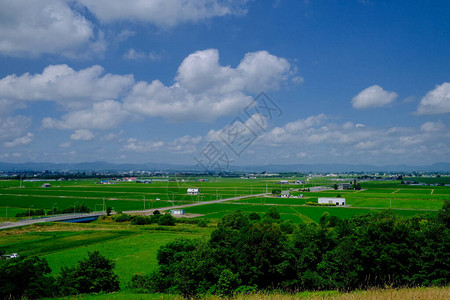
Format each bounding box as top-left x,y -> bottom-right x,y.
272,188 -> 281,194
106,207 -> 112,216
266,206 -> 281,219
197,219 -> 207,227
113,213 -> 132,222
280,220 -> 296,234
437,199 -> 449,228
249,212 -> 261,221
218,210 -> 249,230
0,256 -> 55,299
158,213 -> 176,226
57,250 -> 119,296
153,210 -> 161,215
139,204 -> 449,296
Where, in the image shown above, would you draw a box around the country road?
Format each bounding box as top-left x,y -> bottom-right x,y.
122,193 -> 270,214
0,193 -> 269,229
0,213 -> 105,230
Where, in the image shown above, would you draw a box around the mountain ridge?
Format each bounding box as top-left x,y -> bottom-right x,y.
0,161 -> 449,173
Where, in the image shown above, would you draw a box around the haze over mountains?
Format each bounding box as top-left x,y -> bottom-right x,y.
0,161 -> 448,173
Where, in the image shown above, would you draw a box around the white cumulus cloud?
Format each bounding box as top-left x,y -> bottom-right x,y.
76,0 -> 246,27
124,49 -> 295,122
416,82 -> 450,115
70,129 -> 95,141
0,65 -> 134,108
122,138 -> 164,153
3,132 -> 33,148
352,85 -> 398,109
0,0 -> 102,58
42,100 -> 129,130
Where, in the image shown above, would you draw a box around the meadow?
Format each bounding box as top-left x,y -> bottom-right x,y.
0,221 -> 211,288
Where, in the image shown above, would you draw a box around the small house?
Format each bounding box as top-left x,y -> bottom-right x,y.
318,197 -> 346,206
41,183 -> 51,188
339,183 -> 352,190
187,188 -> 199,195
280,180 -> 289,184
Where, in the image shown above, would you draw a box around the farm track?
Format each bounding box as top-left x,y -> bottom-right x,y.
123,193 -> 270,214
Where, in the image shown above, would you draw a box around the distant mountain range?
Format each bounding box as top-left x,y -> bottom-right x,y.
0,161 -> 449,173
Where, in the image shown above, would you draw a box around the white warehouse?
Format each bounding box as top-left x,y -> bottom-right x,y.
318,197 -> 346,206
187,188 -> 199,195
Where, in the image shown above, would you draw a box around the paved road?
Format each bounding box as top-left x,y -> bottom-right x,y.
0,212 -> 105,230
0,194 -> 269,229
123,193 -> 270,214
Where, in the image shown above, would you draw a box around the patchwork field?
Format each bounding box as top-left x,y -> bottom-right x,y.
0,177 -> 448,220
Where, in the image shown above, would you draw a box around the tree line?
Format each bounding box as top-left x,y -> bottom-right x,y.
131,202 -> 449,297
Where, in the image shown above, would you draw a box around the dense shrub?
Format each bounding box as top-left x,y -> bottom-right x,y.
135,204 -> 449,296
0,256 -> 55,299
57,250 -> 119,296
158,213 -> 176,226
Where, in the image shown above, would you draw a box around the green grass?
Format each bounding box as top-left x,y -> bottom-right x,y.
0,222 -> 208,288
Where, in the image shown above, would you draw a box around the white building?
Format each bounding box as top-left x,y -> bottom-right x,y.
170,209 -> 185,215
318,197 -> 346,206
187,188 -> 199,195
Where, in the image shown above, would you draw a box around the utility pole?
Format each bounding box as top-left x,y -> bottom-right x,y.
103,197 -> 105,212
143,196 -> 145,210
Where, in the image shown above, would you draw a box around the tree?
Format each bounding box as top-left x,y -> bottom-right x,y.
264,206 -> 281,220
0,256 -> 55,299
57,250 -> 119,295
106,207 -> 112,216
333,183 -> 338,190
248,212 -> 261,221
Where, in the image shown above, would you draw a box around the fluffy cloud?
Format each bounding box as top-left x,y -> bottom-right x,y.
0,0 -> 102,57
0,65 -> 134,108
0,115 -> 31,143
70,129 -> 95,141
42,100 -> 129,130
420,121 -> 445,133
352,85 -> 398,109
122,138 -> 164,153
3,133 -> 33,148
252,114 -> 449,165
124,49 -> 294,122
168,135 -> 202,153
76,0 -> 246,27
416,82 -> 450,115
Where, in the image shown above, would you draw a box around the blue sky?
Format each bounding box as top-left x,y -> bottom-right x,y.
0,0 -> 449,168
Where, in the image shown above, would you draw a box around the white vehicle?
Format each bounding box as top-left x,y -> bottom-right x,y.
3,253 -> 19,259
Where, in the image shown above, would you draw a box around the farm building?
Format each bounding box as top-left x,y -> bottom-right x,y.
281,190 -> 290,198
339,183 -> 352,190
170,209 -> 185,215
318,197 -> 346,206
280,180 -> 289,184
41,183 -> 51,188
187,188 -> 199,195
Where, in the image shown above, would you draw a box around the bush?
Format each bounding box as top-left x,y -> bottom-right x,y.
57,250 -> 119,296
113,213 -> 132,222
158,213 -> 176,226
197,219 -> 207,227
